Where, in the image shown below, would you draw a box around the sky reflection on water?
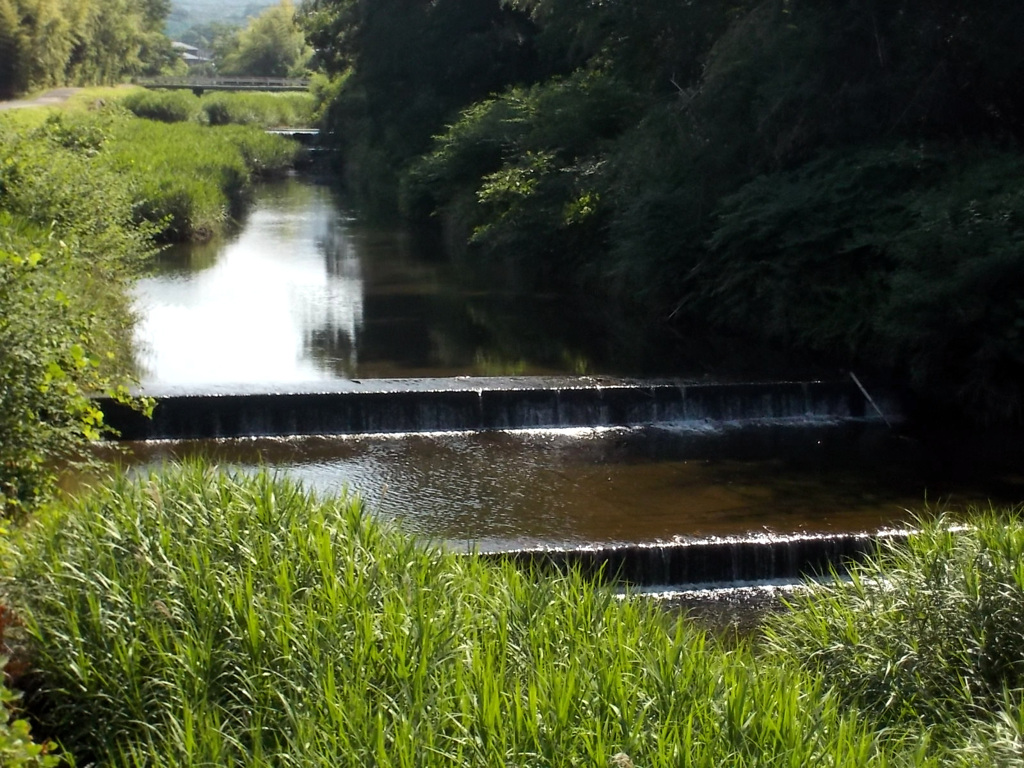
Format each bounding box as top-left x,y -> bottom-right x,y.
134,180 -> 363,385
134,176 -> 829,388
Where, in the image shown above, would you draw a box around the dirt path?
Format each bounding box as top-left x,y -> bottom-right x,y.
0,87 -> 82,111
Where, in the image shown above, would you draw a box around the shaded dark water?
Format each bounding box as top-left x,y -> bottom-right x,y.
101,421 -> 1023,551
133,175 -> 823,387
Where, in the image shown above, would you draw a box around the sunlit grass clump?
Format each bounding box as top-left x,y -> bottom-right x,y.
3,465 -> 1024,766
103,118 -> 301,240
117,90 -> 316,128
766,508 -> 1024,762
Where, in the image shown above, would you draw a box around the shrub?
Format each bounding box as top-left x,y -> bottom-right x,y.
405,71 -> 641,280
0,113 -> 149,516
698,144 -> 1024,422
116,90 -> 316,128
0,672 -> 60,768
199,92 -> 316,127
0,101 -> 300,511
118,89 -> 204,123
765,510 -> 1024,734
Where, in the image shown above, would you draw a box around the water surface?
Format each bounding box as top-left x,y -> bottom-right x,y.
108,421 -> 1021,551
133,176 -> 825,388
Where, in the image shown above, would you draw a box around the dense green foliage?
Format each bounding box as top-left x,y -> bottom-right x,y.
301,0 -> 538,209
218,0 -> 311,78
0,103 -> 301,514
1,464 -> 1022,765
0,0 -> 177,98
118,88 -> 315,127
0,673 -> 59,767
309,0 -> 1024,423
0,113 -> 149,517
697,146 -> 1024,422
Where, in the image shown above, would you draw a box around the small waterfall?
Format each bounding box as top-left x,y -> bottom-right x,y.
98,377 -> 898,440
265,128 -> 320,145
478,530 -> 910,588
483,387 -> 559,429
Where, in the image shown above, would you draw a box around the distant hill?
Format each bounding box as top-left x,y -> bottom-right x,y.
166,0 -> 275,37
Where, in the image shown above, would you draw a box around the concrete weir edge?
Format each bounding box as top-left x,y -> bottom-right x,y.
97,376 -> 901,441
475,529 -> 912,589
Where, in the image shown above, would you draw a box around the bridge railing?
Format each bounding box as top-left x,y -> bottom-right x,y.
135,76 -> 311,90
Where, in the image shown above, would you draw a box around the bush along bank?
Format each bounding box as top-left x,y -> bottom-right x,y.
0,112 -> 150,519
0,104 -> 305,516
0,110 -> 151,763
0,99 -> 304,764
2,462 -> 1024,766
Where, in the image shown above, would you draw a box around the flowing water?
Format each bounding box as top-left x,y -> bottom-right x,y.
127,174 -> 1024,560
105,421 -> 1023,552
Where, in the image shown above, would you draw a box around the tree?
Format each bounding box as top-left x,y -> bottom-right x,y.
299,0 -> 539,207
219,0 -> 311,77
137,0 -> 169,32
0,0 -> 174,96
0,0 -> 27,96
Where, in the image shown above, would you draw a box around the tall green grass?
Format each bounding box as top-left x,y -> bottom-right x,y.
117,90 -> 316,128
2,101 -> 304,242
766,510 -> 1024,739
8,464 -> 1022,766
101,118 -> 301,241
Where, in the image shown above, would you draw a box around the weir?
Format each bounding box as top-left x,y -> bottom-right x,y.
265,128 -> 320,145
99,376 -> 915,589
478,530 -> 910,588
98,376 -> 897,441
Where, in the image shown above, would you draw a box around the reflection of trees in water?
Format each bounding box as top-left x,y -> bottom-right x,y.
294,195 -> 811,379
299,209 -> 364,377
305,326 -> 359,378
459,296 -> 599,375
148,239 -> 224,276
319,214 -> 360,280
299,251 -> 622,378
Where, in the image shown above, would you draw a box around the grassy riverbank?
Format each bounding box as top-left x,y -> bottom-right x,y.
117,88 -> 316,128
0,91 -> 302,764
1,463 -> 1022,766
104,116 -> 301,241
0,99 -> 306,514
0,92 -> 306,242
0,117 -> 298,758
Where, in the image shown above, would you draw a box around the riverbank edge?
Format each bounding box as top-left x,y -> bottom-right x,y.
3,463 -> 1021,765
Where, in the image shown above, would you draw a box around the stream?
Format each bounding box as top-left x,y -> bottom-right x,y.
126,174 -> 1024,554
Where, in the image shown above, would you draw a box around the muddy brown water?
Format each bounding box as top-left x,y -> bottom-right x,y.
99,421 -> 1020,552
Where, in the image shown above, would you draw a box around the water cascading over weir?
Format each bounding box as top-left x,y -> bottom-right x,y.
98,376 -> 904,591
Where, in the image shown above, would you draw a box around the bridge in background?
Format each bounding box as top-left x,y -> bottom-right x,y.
135,77 -> 310,96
